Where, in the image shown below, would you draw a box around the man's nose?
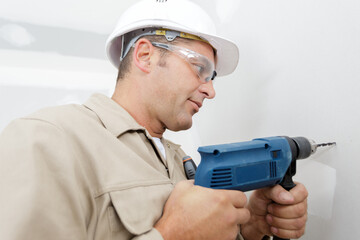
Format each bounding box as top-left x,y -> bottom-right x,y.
199,80 -> 216,99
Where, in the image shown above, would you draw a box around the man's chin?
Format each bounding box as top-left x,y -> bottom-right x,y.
167,119 -> 193,132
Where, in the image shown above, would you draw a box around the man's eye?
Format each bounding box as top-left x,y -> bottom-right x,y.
194,64 -> 205,74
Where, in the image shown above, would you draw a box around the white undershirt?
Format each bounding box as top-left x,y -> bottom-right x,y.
153,137 -> 166,159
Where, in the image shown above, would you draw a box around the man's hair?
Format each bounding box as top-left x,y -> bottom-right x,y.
116,35 -> 190,82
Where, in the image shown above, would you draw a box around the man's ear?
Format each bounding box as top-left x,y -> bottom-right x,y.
132,38 -> 154,73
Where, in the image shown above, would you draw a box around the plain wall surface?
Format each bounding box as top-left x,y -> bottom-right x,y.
1,0 -> 359,239
193,1 -> 360,239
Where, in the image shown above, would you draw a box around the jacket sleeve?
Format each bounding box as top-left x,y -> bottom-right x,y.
0,118 -> 91,240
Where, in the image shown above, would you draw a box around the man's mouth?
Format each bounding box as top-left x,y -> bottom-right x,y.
188,99 -> 202,112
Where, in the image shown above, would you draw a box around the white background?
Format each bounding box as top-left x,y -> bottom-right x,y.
1,0 -> 359,239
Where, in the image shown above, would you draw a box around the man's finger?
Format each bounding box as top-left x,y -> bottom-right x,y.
214,189 -> 248,208
289,182 -> 309,203
261,184 -> 295,205
266,212 -> 308,230
270,225 -> 306,239
268,199 -> 308,219
262,183 -> 308,205
236,207 -> 251,224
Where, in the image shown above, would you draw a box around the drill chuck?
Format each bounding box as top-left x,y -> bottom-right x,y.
287,136 -> 336,160
285,136 -> 313,160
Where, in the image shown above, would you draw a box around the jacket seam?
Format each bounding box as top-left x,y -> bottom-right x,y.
94,180 -> 173,198
19,117 -> 65,132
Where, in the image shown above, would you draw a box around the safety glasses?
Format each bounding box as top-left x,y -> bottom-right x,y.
151,42 -> 217,83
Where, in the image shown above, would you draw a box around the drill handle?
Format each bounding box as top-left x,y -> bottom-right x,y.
273,162 -> 297,240
279,173 -> 296,191
272,177 -> 295,240
280,160 -> 297,190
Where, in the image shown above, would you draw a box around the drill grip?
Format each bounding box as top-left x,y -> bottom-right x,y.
272,184 -> 295,240
273,165 -> 296,240
280,172 -> 296,191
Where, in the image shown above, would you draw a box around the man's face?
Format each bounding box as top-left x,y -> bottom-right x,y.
149,40 -> 216,132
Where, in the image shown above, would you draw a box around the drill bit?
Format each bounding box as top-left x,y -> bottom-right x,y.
316,142 -> 336,147
308,140 -> 336,155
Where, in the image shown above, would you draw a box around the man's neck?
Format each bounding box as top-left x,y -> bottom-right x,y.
111,82 -> 165,138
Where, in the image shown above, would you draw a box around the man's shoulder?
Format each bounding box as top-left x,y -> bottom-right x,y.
23,103 -> 99,130
0,103 -> 105,163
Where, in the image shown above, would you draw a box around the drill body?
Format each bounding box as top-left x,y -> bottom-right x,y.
191,136 -> 334,240
194,136 -> 317,192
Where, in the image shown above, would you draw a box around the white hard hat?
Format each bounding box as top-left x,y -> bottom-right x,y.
106,0 -> 239,77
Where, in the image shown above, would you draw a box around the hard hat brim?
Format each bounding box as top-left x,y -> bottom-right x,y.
105,20 -> 239,77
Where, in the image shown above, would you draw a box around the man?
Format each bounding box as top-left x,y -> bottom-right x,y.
0,0 -> 308,239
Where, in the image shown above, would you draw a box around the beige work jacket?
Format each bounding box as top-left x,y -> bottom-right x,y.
0,94 -> 187,240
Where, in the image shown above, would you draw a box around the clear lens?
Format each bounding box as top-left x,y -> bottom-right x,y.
151,42 -> 216,83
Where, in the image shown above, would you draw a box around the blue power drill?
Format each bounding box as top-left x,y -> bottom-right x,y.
183,136 -> 335,240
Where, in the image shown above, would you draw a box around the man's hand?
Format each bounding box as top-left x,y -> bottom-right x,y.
155,180 -> 250,240
240,182 -> 308,240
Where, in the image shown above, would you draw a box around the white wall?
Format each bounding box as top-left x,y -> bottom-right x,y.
0,49 -> 116,130
1,0 -> 359,239
190,0 -> 359,239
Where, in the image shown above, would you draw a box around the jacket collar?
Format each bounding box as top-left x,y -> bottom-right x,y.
84,93 -> 181,151
84,93 -> 146,138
